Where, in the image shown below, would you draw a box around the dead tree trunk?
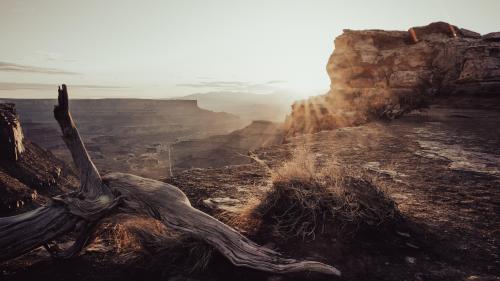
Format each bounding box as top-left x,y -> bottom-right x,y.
0,85 -> 341,276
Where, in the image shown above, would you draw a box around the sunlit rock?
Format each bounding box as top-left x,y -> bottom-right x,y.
286,22 -> 500,136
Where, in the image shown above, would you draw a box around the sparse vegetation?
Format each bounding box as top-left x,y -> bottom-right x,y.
254,147 -> 399,240
97,216 -> 167,256
134,230 -> 215,275
98,216 -> 216,273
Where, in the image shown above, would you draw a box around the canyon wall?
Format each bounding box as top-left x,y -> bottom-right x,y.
286,22 -> 500,136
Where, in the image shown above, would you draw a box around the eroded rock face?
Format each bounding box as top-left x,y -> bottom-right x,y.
286,22 -> 500,136
0,104 -> 25,161
0,103 -> 79,215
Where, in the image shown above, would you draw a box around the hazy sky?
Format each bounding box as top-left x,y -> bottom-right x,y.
1,0 -> 499,99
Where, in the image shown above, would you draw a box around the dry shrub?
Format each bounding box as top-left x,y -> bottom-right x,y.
136,230 -> 215,274
221,197 -> 263,235
255,147 -> 398,241
96,215 -> 168,258
97,215 -> 215,273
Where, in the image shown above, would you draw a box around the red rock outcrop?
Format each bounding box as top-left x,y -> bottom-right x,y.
0,103 -> 78,215
0,104 -> 25,161
285,22 -> 500,136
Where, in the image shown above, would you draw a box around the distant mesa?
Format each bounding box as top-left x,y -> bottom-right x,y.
285,21 -> 500,136
174,91 -> 296,123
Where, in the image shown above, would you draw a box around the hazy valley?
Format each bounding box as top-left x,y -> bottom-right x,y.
1,98 -> 263,178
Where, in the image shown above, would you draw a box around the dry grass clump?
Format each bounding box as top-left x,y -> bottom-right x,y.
221,197 -> 263,235
95,215 -> 168,259
135,230 -> 215,274
254,148 -> 398,240
97,215 -> 215,273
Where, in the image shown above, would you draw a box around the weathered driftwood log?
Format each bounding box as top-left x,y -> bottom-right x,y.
0,85 -> 340,276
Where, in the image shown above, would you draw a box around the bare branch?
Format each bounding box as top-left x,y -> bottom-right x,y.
53,84 -> 108,198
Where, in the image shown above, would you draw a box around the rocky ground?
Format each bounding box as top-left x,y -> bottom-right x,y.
1,101 -> 498,281
167,102 -> 500,280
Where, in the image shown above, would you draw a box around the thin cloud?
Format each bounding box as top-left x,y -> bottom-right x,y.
177,81 -> 248,88
34,51 -> 77,62
265,80 -> 286,84
0,61 -> 79,75
177,80 -> 287,93
0,82 -> 128,91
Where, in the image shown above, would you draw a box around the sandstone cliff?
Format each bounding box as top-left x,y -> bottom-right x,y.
286,22 -> 500,136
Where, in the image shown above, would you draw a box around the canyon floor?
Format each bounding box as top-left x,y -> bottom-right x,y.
1,102 -> 499,281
